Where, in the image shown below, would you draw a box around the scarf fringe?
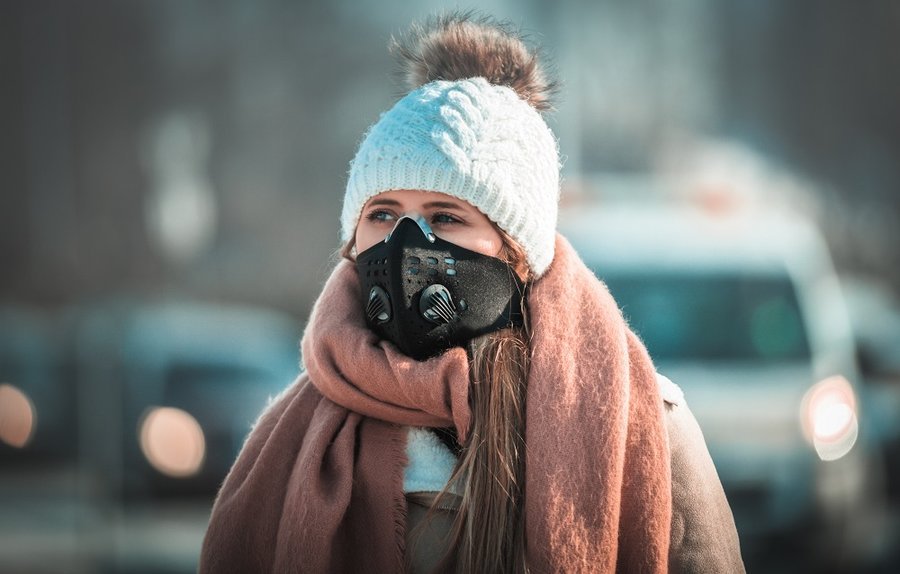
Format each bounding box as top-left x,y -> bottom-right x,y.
389,423 -> 411,571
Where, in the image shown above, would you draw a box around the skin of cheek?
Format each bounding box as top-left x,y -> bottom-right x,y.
354,222 -> 385,254
457,233 -> 503,258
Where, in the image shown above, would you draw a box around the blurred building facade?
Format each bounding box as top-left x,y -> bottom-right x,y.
1,0 -> 898,315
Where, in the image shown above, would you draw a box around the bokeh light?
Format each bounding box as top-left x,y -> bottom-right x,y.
801,375 -> 859,462
0,383 -> 36,448
138,406 -> 206,478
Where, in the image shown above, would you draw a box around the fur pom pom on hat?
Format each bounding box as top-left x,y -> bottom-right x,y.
341,14 -> 561,276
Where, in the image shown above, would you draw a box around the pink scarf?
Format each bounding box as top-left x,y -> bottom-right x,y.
199,234 -> 671,573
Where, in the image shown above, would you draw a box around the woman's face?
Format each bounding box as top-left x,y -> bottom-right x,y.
355,189 -> 504,257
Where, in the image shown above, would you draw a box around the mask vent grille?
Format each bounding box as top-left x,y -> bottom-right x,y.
419,284 -> 459,324
366,286 -> 391,324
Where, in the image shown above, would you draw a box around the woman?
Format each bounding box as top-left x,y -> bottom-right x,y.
200,13 -> 744,574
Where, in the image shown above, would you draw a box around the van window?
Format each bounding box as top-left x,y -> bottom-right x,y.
598,271 -> 811,364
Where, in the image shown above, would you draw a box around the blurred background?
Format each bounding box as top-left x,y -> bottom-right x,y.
1,0 -> 899,572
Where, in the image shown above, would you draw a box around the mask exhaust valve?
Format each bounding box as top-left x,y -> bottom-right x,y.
419,284 -> 459,324
366,286 -> 392,324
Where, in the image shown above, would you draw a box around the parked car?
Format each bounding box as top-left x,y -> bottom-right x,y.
0,307 -> 74,462
560,198 -> 884,568
0,299 -> 302,573
0,307 -> 86,573
68,299 -> 302,498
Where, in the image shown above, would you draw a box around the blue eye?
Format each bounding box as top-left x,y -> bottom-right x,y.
366,210 -> 395,222
432,213 -> 461,224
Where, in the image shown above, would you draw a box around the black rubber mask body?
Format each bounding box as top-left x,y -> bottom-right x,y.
356,216 -> 525,361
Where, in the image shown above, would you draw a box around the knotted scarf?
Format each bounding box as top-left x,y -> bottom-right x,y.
199,234 -> 671,573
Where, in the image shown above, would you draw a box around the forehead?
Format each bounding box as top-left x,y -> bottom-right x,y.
364,189 -> 474,210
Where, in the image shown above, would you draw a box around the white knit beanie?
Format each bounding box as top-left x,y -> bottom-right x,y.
341,77 -> 560,276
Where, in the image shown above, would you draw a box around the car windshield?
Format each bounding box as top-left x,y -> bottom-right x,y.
595,270 -> 812,364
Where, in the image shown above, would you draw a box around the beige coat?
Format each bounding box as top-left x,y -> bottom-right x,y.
405,374 -> 746,573
659,374 -> 745,573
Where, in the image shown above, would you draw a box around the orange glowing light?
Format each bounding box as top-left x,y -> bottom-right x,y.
0,383 -> 36,448
138,406 -> 206,478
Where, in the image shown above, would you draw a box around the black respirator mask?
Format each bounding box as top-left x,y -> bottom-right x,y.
356,215 -> 526,361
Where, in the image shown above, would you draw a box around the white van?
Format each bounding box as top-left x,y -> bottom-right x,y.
560,198 -> 882,565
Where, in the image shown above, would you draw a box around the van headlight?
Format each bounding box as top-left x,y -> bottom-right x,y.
800,375 -> 859,461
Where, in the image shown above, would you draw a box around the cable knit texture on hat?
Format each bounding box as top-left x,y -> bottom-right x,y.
342,77 -> 560,276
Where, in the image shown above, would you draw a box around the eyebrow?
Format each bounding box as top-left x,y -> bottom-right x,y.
366,197 -> 467,210
424,200 -> 466,210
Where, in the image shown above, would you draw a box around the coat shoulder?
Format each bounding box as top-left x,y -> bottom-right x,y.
655,372 -> 684,407
657,373 -> 746,573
